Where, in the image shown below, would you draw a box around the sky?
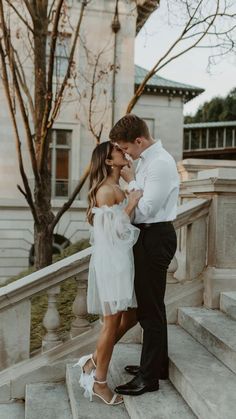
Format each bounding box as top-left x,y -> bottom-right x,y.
135,1 -> 236,116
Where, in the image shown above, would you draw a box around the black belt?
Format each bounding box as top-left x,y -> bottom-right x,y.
135,221 -> 173,230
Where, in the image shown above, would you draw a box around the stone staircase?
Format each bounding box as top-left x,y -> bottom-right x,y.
1,291 -> 236,418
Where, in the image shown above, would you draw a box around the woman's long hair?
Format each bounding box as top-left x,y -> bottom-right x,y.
87,141 -> 114,225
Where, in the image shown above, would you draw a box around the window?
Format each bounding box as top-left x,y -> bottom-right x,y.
226,128 -> 233,147
217,128 -> 224,148
184,130 -> 190,150
46,35 -> 70,78
190,129 -> 200,149
48,130 -> 71,198
201,129 -> 207,148
209,128 -> 217,148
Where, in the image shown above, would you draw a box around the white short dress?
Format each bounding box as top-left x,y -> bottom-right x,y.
87,200 -> 140,316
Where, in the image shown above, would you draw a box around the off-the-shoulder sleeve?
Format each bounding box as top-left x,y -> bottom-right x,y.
87,204 -> 139,316
91,205 -> 140,249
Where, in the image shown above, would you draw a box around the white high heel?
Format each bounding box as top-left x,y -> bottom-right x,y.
73,354 -> 96,389
83,372 -> 123,406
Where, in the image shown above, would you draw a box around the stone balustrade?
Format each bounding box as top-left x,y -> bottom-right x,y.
180,168 -> 236,308
0,196 -> 212,371
0,248 -> 91,369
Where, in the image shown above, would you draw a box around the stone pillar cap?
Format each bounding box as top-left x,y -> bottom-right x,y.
198,168 -> 236,181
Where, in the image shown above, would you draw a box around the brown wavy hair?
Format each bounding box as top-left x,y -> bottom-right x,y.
87,141 -> 114,225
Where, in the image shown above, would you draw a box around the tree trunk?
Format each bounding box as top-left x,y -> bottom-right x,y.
34,222 -> 54,269
34,165 -> 55,269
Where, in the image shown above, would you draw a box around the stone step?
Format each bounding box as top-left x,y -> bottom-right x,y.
110,343 -> 196,419
0,401 -> 24,419
178,306 -> 236,373
25,382 -> 72,419
220,292 -> 236,320
66,363 -> 129,419
168,325 -> 236,419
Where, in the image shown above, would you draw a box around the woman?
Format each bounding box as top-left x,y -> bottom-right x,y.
74,141 -> 142,406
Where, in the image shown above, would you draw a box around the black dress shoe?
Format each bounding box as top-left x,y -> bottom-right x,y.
115,375 -> 159,396
124,365 -> 169,380
125,365 -> 140,376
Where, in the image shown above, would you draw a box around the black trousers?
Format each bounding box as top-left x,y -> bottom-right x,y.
133,222 -> 177,383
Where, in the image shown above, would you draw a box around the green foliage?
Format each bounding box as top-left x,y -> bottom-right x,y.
185,87 -> 236,123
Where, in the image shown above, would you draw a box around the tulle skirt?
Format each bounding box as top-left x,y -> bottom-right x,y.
87,202 -> 140,316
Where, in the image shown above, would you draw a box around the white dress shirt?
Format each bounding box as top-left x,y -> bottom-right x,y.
128,140 -> 179,224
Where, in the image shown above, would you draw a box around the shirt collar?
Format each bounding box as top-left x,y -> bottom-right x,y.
140,139 -> 162,161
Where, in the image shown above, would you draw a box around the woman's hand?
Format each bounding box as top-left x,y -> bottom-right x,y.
124,189 -> 143,217
128,189 -> 143,207
120,164 -> 135,183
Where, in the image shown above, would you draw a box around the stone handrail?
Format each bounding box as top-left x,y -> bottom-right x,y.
0,247 -> 92,363
0,198 -> 211,310
0,197 -> 211,369
174,197 -> 211,230
0,247 -> 91,311
170,197 -> 211,284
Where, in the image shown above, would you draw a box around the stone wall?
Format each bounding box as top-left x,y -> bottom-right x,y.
134,94 -> 184,162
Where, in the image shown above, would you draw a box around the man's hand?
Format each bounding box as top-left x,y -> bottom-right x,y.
120,163 -> 135,183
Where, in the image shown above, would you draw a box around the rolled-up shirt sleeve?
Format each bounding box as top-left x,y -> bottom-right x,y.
128,160 -> 171,219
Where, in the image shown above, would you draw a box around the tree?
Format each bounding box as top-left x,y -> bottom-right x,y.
0,0 -> 236,270
126,0 -> 236,112
184,87 -> 236,122
0,0 -> 114,269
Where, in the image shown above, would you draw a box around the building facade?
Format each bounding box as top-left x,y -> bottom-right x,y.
184,121 -> 236,160
0,0 -> 202,283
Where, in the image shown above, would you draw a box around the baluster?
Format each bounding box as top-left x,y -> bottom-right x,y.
42,285 -> 62,351
167,255 -> 178,284
70,270 -> 91,338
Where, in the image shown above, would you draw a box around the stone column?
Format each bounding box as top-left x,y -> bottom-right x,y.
70,270 -> 91,337
42,286 -> 62,351
0,300 -> 31,369
180,168 -> 236,308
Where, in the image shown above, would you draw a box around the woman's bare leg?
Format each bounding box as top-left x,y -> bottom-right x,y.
90,309 -> 137,368
115,308 -> 137,342
93,312 -> 123,402
83,309 -> 138,401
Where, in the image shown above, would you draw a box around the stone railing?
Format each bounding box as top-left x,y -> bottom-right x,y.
169,197 -> 211,284
0,198 -> 211,371
0,247 -> 92,369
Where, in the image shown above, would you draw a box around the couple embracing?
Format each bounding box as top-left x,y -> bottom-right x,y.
74,114 -> 179,405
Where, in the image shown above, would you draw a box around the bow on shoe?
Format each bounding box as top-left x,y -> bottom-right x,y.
81,370 -> 95,401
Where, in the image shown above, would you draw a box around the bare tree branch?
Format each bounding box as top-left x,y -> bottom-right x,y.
0,0 -> 39,182
0,41 -> 39,223
41,0 -> 64,137
22,0 -> 36,21
88,51 -> 105,142
126,0 -> 222,112
5,0 -> 34,33
48,0 -> 57,21
38,0 -> 87,174
48,1 -> 87,127
14,48 -> 36,125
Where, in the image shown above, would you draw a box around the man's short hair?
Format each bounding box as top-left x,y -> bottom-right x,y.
109,114 -> 150,143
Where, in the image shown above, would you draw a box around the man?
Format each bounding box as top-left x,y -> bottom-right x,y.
109,114 -> 179,396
